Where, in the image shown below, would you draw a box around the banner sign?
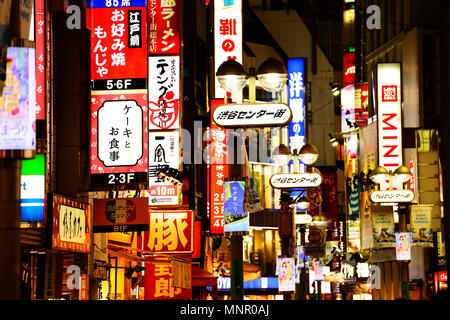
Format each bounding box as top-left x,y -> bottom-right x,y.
343,52 -> 355,85
224,181 -> 248,232
270,173 -> 322,189
35,0 -> 45,120
214,0 -> 243,99
210,99 -> 229,234
93,197 -> 149,233
146,130 -> 181,206
370,190 -> 414,203
145,210 -> 193,253
212,103 -> 292,128
148,56 -> 180,130
90,92 -> 148,186
287,58 -> 306,172
371,206 -> 395,248
144,259 -> 192,300
396,232 -> 412,261
410,205 -> 433,247
21,154 -> 45,222
278,258 -> 296,292
47,193 -> 91,253
360,192 -> 374,249
0,47 -> 36,151
354,83 -> 368,128
0,0 -> 12,97
147,0 -> 181,55
377,63 -> 403,170
341,84 -> 356,132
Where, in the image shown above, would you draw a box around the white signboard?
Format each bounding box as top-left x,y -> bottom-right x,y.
377,63 -> 402,171
97,100 -> 143,167
148,56 -> 180,130
214,0 -> 243,101
212,103 -> 292,128
270,173 -> 322,189
147,131 -> 181,206
370,190 -> 414,203
59,205 -> 86,244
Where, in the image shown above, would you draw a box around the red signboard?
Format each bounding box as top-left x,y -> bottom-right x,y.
381,85 -> 398,102
90,6 -> 147,82
144,259 -> 192,300
144,210 -> 194,253
93,197 -> 149,233
90,92 -> 148,185
35,0 -> 45,120
147,0 -> 181,55
210,99 -> 229,234
48,193 -> 91,254
354,83 -> 368,128
343,52 -> 355,85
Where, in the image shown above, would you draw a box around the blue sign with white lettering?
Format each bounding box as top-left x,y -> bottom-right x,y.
88,0 -> 146,8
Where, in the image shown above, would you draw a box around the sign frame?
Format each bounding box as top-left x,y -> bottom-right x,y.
270,173 -> 322,189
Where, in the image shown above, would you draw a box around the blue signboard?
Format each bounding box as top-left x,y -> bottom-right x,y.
88,0 -> 146,8
224,181 -> 249,232
287,58 -> 306,173
21,155 -> 45,222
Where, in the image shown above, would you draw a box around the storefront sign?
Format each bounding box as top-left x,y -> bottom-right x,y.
0,47 -> 36,151
410,205 -> 433,247
224,181 -> 248,232
89,0 -> 147,7
395,232 -> 412,261
370,190 -> 414,203
278,258 -> 296,292
147,0 -> 181,55
377,63 -> 402,170
270,173 -> 322,189
35,0 -> 45,120
210,99 -> 229,234
287,57 -> 306,172
93,197 -> 149,233
214,0 -> 243,99
146,130 -> 181,206
212,103 -> 292,128
145,210 -> 193,253
79,274 -> 88,300
90,92 -> 148,186
148,56 -> 180,130
371,206 -> 395,248
48,193 -> 91,253
21,154 -> 45,222
341,84 -> 356,132
171,257 -> 191,289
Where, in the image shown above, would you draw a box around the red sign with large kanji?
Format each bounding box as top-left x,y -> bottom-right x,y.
144,210 -> 193,253
147,0 -> 181,55
89,6 -> 147,80
35,0 -> 45,120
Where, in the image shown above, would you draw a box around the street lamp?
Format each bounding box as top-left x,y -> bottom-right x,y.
216,58 -> 247,96
298,143 -> 319,166
256,57 -> 288,95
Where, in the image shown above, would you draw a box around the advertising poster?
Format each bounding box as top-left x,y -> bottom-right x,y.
21,154 -> 45,222
146,130 -> 181,206
278,258 -> 296,292
396,232 -> 412,261
360,192 -> 374,249
410,205 -> 433,247
145,210 -> 193,253
371,206 -> 395,248
47,193 -> 91,254
90,92 -> 148,186
93,197 -> 149,233
224,181 -> 248,232
0,47 -> 36,151
341,84 -> 356,132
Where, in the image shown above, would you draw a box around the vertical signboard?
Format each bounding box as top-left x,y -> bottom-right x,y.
287,58 -> 306,173
35,0 -> 45,120
89,2 -> 148,186
210,99 -> 229,234
21,154 -> 45,222
371,206 -> 395,248
377,63 -> 402,171
224,181 -> 248,232
146,130 -> 181,206
0,0 -> 12,97
341,84 -> 355,132
354,83 -> 368,128
278,257 -> 296,293
214,0 -> 243,100
0,47 -> 36,151
147,0 -> 180,55
410,205 -> 433,247
396,232 -> 412,261
343,51 -> 355,85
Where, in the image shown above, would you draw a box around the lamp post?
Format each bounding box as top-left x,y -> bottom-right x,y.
215,57 -> 288,300
369,164 -> 412,300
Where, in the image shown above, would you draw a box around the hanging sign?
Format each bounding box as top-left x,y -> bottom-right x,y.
278,258 -> 296,293
93,197 -> 149,233
224,181 -> 248,232
371,206 -> 395,248
144,210 -> 193,253
354,83 -> 369,128
212,103 -> 292,128
148,56 -> 180,130
146,130 -> 181,206
35,0 -> 45,120
343,51 -> 355,85
270,173 -> 322,189
21,154 -> 45,222
90,93 -> 148,186
341,84 -> 356,132
370,190 -> 414,203
410,205 -> 433,247
395,232 -> 412,261
377,63 -> 403,170
47,193 -> 91,254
